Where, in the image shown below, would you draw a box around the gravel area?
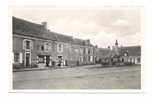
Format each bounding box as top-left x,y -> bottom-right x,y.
13,65 -> 141,89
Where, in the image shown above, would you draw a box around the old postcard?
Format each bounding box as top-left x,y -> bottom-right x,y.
11,6 -> 142,91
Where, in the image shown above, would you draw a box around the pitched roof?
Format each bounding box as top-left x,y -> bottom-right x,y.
72,38 -> 86,46
120,46 -> 141,56
13,16 -> 93,46
13,17 -> 57,41
53,32 -> 73,43
96,48 -> 111,58
96,45 -> 141,58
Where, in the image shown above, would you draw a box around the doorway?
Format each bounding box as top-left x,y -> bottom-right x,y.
46,55 -> 50,67
58,56 -> 63,66
25,52 -> 31,67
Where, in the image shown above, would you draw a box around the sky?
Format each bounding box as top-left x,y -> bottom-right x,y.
12,6 -> 142,48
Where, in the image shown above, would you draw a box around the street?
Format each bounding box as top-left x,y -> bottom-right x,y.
13,65 -> 141,89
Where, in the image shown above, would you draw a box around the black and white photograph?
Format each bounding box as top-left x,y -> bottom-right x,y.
2,0 -> 152,99
12,6 -> 142,90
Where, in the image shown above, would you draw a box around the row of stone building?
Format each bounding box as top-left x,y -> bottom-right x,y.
12,16 -> 141,69
13,17 -> 96,68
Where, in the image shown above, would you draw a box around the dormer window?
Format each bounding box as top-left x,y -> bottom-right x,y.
23,39 -> 33,50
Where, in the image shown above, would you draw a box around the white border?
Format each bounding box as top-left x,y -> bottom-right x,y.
2,2 -> 152,100
9,6 -> 144,93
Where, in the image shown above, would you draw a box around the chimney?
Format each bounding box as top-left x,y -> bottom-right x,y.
108,46 -> 110,49
41,22 -> 47,29
95,45 -> 98,48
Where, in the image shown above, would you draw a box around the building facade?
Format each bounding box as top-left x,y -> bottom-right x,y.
95,40 -> 141,65
120,46 -> 141,65
13,17 -> 96,69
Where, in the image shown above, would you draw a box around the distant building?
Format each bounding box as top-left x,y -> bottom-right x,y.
96,40 -> 141,65
120,46 -> 141,64
113,40 -> 141,65
94,47 -> 111,63
13,17 -> 96,69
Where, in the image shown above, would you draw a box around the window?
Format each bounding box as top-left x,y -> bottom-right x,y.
23,39 -> 33,50
41,45 -> 44,51
122,58 -> 124,62
83,56 -> 86,62
59,44 -> 61,51
45,43 -> 49,51
83,48 -> 85,54
80,56 -> 84,62
57,43 -> 63,53
88,56 -> 90,62
38,55 -> 45,63
88,49 -> 90,54
124,52 -> 128,56
44,42 -> 51,52
137,57 -> 140,63
75,48 -> 78,53
26,40 -> 30,49
79,48 -> 83,55
14,52 -> 22,63
85,48 -> 88,54
90,56 -> 93,62
92,49 -> 94,54
37,45 -> 40,50
14,53 -> 19,63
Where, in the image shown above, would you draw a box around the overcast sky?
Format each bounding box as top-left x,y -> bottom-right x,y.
12,6 -> 142,48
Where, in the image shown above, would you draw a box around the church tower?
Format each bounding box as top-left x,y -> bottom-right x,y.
115,40 -> 118,46
112,40 -> 119,56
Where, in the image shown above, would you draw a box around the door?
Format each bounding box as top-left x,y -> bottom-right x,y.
25,53 -> 30,67
46,56 -> 50,67
58,56 -> 63,66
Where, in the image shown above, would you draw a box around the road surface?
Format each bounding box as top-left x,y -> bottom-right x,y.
13,65 -> 141,89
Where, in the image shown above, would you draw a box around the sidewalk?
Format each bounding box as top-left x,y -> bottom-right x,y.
13,64 -> 101,72
13,67 -> 50,72
13,65 -> 77,72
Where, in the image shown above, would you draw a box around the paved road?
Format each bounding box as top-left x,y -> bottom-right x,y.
13,65 -> 141,89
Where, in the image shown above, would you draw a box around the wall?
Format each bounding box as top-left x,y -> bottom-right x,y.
13,34 -> 96,68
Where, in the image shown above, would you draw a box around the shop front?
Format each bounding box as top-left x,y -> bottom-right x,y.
37,55 -> 52,68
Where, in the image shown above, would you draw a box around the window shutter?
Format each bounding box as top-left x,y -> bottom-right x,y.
19,53 -> 22,63
30,41 -> 33,50
23,40 -> 26,50
57,44 -> 59,52
44,44 -> 46,52
48,43 -> 51,51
